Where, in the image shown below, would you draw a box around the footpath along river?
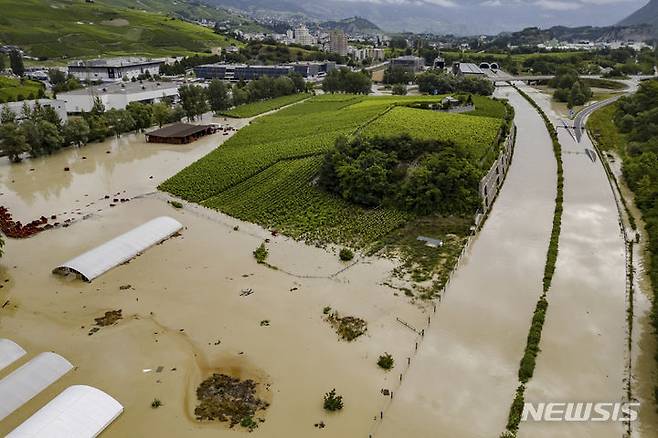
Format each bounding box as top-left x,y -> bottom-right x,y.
377,86 -> 557,437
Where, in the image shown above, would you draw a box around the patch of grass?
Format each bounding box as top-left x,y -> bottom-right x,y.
581,78 -> 626,90
0,77 -> 44,103
169,200 -> 183,209
219,93 -> 310,118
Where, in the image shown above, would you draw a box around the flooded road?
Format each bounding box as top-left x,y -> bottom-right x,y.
517,86 -> 627,438
376,86 -> 558,437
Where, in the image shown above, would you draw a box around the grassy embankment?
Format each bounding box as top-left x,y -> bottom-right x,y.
589,100 -> 658,409
218,94 -> 311,118
501,86 -> 564,437
0,77 -> 44,102
161,94 -> 510,297
0,0 -> 239,60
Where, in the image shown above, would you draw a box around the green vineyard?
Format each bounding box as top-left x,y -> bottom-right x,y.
160,94 -> 507,247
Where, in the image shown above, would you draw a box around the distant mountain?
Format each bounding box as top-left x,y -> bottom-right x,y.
495,25 -> 656,47
619,0 -> 658,27
202,0 -> 647,35
320,17 -> 381,35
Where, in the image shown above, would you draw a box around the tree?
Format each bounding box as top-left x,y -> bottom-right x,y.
384,67 -> 414,85
391,83 -> 407,95
178,84 -> 208,121
48,69 -> 67,86
63,118 -> 90,147
9,50 -> 24,76
126,102 -> 153,130
152,102 -> 172,127
0,105 -> 16,123
105,109 -> 136,137
231,85 -> 250,106
289,72 -> 305,93
0,55 -> 5,72
207,79 -> 230,113
323,389 -> 344,411
90,97 -> 105,115
0,122 -> 29,162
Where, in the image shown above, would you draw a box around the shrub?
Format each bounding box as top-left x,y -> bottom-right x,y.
151,398 -> 163,408
169,200 -> 183,209
339,248 -> 354,261
377,353 -> 394,370
253,243 -> 268,264
323,389 -> 343,411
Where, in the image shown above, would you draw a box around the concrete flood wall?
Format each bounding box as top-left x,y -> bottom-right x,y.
480,124 -> 516,211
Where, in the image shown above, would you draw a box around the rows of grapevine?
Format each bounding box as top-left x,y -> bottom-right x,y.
160,94 -> 506,247
361,106 -> 502,165
203,156 -> 411,247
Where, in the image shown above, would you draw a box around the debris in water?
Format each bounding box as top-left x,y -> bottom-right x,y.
194,373 -> 269,430
324,311 -> 367,341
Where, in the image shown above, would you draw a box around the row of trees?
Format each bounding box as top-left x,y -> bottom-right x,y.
416,71 -> 495,96
319,134 -> 482,215
322,68 -> 372,95
179,74 -> 307,120
549,67 -> 593,107
0,99 -> 185,163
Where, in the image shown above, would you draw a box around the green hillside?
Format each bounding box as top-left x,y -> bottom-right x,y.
0,0 -> 241,60
101,0 -> 265,32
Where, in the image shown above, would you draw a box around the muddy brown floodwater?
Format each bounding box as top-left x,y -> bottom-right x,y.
0,116 -> 435,437
517,86 -> 628,438
376,86 -> 557,437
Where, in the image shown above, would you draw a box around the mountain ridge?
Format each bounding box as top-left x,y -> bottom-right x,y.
619,0 -> 658,27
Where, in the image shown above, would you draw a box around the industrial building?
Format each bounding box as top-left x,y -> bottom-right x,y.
193,62 -> 336,81
58,80 -> 183,114
68,57 -> 164,82
390,56 -> 425,73
3,99 -> 68,122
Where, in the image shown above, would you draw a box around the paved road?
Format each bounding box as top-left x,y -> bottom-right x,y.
573,95 -> 623,142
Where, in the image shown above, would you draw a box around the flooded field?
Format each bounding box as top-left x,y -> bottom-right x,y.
0,87 -> 652,437
376,86 -> 557,437
0,120 -> 434,436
